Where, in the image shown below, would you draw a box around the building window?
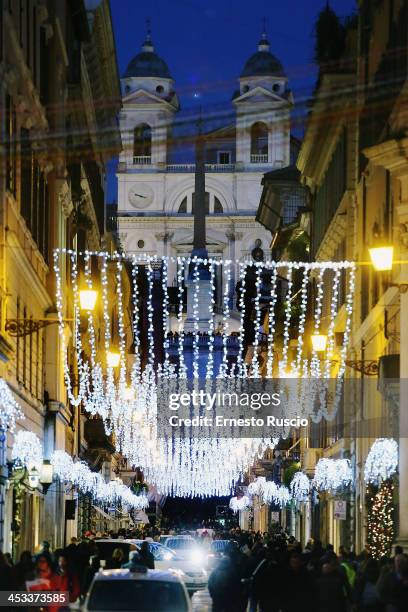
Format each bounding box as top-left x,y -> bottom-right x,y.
179,192 -> 223,214
137,239 -> 145,249
273,83 -> 281,92
178,197 -> 187,213
242,84 -> 250,93
217,151 -> 231,165
214,196 -> 223,213
156,85 -> 164,94
20,129 -> 50,262
5,95 -> 17,195
250,122 -> 268,162
133,124 -> 151,163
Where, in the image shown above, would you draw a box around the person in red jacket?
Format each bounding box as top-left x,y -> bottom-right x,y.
55,553 -> 81,606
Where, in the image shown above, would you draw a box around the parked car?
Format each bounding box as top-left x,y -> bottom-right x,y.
126,540 -> 208,592
94,539 -> 136,565
82,567 -> 192,611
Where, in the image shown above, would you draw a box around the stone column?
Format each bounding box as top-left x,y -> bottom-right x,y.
396,172 -> 408,547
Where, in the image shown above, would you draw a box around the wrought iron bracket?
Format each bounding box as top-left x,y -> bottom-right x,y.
344,360 -> 379,376
5,318 -> 72,337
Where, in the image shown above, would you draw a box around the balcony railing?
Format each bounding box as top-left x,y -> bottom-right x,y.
133,156 -> 151,165
251,154 -> 268,163
167,163 -> 235,173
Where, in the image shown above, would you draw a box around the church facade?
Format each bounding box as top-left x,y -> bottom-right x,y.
116,31 -> 295,302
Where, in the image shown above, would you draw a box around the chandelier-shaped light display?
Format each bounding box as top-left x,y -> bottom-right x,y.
51,451 -> 148,509
290,471 -> 310,503
53,250 -> 356,497
246,476 -> 291,508
229,495 -> 251,512
313,458 -> 352,493
364,438 -> 398,485
0,378 -> 24,432
11,430 -> 43,469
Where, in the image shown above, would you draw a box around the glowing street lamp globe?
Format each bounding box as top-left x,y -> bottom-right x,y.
107,351 -> 121,368
311,333 -> 327,353
369,246 -> 394,271
79,289 -> 98,311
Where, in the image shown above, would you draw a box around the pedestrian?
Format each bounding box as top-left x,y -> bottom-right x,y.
208,542 -> 249,612
106,547 -> 124,569
353,558 -> 383,612
0,551 -> 16,589
137,541 -> 155,569
281,552 -> 315,612
316,559 -> 351,612
249,545 -> 283,612
13,550 -> 35,589
377,553 -> 408,611
81,555 -> 101,596
55,553 -> 81,605
29,554 -> 60,612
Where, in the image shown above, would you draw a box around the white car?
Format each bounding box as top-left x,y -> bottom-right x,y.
126,540 -> 208,592
82,567 -> 192,611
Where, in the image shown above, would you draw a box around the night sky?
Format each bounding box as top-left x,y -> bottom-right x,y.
107,0 -> 356,200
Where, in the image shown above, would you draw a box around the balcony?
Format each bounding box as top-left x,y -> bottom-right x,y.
133,156 -> 151,165
251,154 -> 268,163
166,163 -> 236,173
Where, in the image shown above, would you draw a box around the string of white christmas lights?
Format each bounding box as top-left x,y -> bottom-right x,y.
251,264 -> 263,378
176,257 -> 187,378
229,495 -> 251,512
266,265 -> 278,378
313,458 -> 352,492
0,378 -> 24,432
11,431 -> 42,469
290,471 -> 310,503
364,438 -> 398,485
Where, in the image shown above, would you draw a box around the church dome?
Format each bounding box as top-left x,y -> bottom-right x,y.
124,36 -> 171,79
241,34 -> 285,78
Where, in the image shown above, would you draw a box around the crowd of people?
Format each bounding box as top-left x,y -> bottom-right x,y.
1,526 -> 408,611
207,529 -> 408,612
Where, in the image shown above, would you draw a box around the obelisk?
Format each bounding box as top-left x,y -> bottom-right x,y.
184,119 -> 212,331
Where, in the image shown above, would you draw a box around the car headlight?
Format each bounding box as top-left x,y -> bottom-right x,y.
163,552 -> 172,561
190,549 -> 205,564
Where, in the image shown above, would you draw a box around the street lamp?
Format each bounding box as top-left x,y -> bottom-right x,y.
369,246 -> 394,271
311,333 -> 327,353
79,289 -> 98,311
40,460 -> 54,494
107,350 -> 121,368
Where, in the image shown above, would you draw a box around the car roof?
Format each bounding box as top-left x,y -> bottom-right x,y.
93,569 -> 181,583
94,539 -> 131,544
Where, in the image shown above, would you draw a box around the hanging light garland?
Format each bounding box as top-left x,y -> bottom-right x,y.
51,450 -> 148,510
0,378 -> 24,432
313,458 -> 352,493
53,249 -> 356,498
290,471 -> 310,503
364,438 -> 398,485
229,495 -> 251,512
246,477 -> 291,508
11,431 -> 43,469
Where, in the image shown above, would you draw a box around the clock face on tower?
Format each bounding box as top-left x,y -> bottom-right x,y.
128,184 -> 154,209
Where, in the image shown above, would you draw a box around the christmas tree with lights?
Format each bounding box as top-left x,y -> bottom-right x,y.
366,479 -> 394,559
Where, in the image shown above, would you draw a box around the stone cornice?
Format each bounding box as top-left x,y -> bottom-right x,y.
363,136 -> 408,177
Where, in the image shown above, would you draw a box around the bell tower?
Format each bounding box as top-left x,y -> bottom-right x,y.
118,27 -> 179,168
233,30 -> 292,169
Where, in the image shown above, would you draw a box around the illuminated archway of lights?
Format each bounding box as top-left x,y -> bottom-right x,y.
54,249 -> 356,497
